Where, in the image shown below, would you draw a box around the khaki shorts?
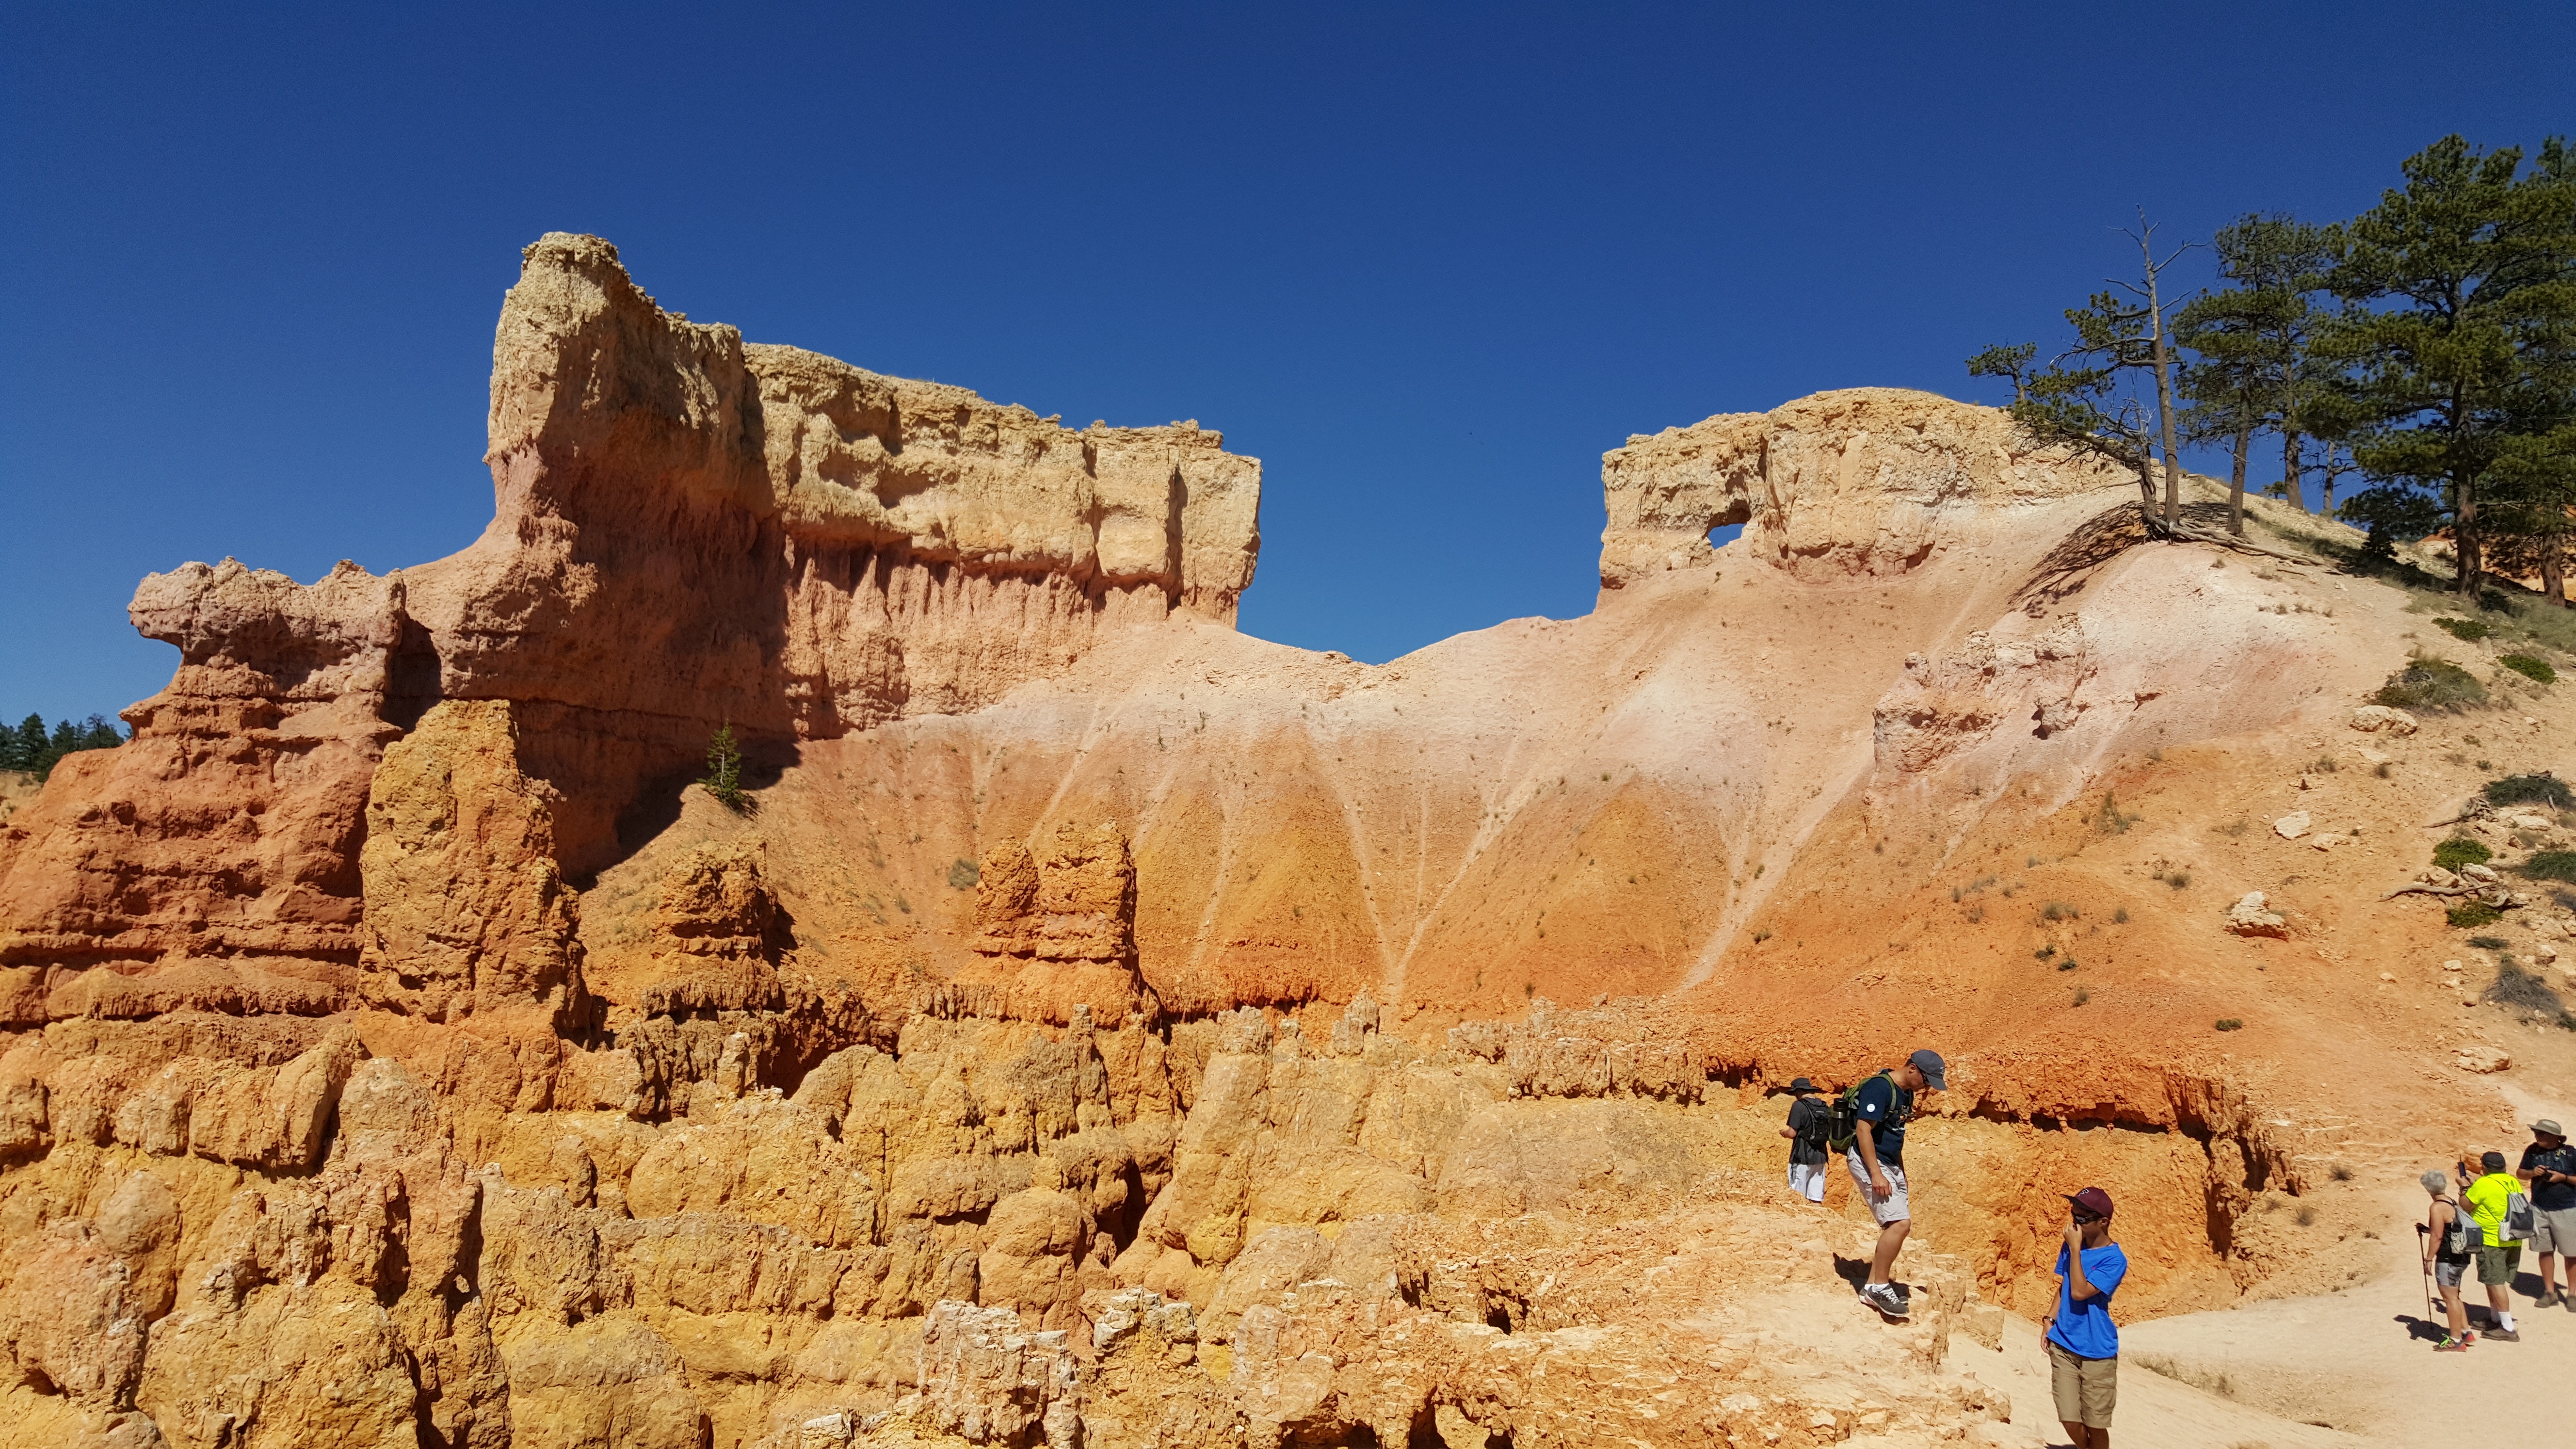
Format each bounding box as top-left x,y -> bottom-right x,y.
2531,1206 -> 2576,1256
1787,1160 -> 1830,1204
2048,1339 -> 2118,1428
1845,1151 -> 1909,1224
2478,1243 -> 2522,1286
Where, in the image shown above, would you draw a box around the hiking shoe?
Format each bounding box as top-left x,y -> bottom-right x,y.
1861,1283 -> 1909,1318
2487,1327 -> 2520,1342
2436,1336 -> 2471,1352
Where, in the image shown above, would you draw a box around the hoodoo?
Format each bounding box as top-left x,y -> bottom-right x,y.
3,235 -> 2570,1448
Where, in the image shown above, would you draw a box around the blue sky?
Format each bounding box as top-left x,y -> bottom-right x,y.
4,2 -> 2571,724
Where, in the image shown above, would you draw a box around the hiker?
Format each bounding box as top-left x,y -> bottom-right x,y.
2516,1118 -> 2576,1310
1776,1077 -> 1831,1204
2463,1150 -> 2527,1340
2042,1187 -> 2126,1449
2421,1168 -> 2476,1350
1842,1048 -> 1945,1318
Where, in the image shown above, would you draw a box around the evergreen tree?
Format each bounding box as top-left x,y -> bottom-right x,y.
1965,343 -> 2039,402
2176,214 -> 2339,534
0,711 -> 130,779
2323,135 -> 2575,597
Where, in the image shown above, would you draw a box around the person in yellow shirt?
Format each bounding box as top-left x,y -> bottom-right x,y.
2463,1151 -> 2526,1341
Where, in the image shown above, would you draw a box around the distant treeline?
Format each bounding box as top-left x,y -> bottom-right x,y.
1970,134 -> 2574,601
0,713 -> 128,779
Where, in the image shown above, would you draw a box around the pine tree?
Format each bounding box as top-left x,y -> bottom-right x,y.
2324,136 -> 2575,598
2176,215 -> 2340,533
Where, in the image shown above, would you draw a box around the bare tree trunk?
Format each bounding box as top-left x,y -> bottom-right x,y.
2278,430 -> 2306,512
2454,472 -> 2481,599
2544,532 -> 2566,609
2142,254 -> 2185,529
2228,426 -> 2252,536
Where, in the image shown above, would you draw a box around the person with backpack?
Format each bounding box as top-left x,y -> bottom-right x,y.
1776,1077 -> 1832,1204
2463,1150 -> 2531,1340
1832,1048 -> 1945,1318
2420,1167 -> 2477,1350
2515,1118 -> 2576,1310
2041,1187 -> 2127,1449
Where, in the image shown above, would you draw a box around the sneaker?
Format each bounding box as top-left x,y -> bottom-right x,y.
2488,1327 -> 2520,1342
2436,1336 -> 2471,1352
1861,1283 -> 1910,1318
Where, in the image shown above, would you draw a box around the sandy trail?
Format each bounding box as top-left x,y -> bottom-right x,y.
1960,1183 -> 2576,1447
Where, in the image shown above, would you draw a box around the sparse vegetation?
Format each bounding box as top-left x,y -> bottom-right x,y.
2485,961 -> 2564,1016
2501,654 -> 2558,684
2295,1204 -> 2319,1226
2216,818 -> 2252,839
1751,929 -> 1772,943
2158,869 -> 2192,890
2487,773 -> 2573,808
2433,616 -> 2493,642
947,857 -> 980,890
2329,1163 -> 2355,1182
2522,851 -> 2576,882
2468,934 -> 2510,949
2095,792 -> 2139,833
699,723 -> 749,812
2449,900 -> 2505,929
2374,656 -> 2488,713
2057,959 -> 2078,972
2036,945 -> 2057,960
2215,1018 -> 2244,1031
2072,986 -> 2091,1005
2375,760 -> 2395,778
2432,837 -> 2494,870
2113,907 -> 2129,923
2307,755 -> 2338,773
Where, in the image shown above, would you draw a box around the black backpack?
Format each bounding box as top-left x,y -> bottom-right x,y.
1826,1070 -> 1903,1154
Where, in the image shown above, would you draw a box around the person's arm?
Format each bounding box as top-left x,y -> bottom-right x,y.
2062,1223 -> 2099,1301
1856,1119 -> 1889,1198
2518,1156 -> 2540,1185
2425,1202 -> 2445,1266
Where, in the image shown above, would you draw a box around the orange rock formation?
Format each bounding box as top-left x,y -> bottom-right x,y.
2,234 -> 2570,1448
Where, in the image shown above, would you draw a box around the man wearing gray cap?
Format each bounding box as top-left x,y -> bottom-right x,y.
1844,1048 -> 1945,1319
2518,1119 -> 2576,1309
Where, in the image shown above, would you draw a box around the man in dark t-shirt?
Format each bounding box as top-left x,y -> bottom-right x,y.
1848,1048 -> 1945,1318
1778,1078 -> 1831,1204
2518,1119 -> 2576,1308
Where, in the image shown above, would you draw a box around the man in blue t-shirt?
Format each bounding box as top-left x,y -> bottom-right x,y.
2042,1186 -> 2129,1449
1847,1048 -> 1944,1318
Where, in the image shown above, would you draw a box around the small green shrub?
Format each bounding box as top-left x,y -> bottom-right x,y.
2042,901 -> 2078,921
2434,616 -> 2493,642
2295,1204 -> 2319,1226
2487,773 -> 2573,808
2432,837 -> 2494,870
947,857 -> 981,890
2035,945 -> 2057,960
2308,756 -> 2339,773
2056,959 -> 2078,972
699,723 -> 749,812
2072,986 -> 2091,1005
2502,654 -> 2557,684
2215,1018 -> 2244,1031
2449,900 -> 2505,929
2329,1163 -> 2354,1183
2375,656 -> 2488,713
2522,851 -> 2576,883
2113,907 -> 2129,924
2467,934 -> 2510,949
2096,793 -> 2139,833
2158,869 -> 2191,890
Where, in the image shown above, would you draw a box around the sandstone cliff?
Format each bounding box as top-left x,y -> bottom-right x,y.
2,235 -> 2569,1449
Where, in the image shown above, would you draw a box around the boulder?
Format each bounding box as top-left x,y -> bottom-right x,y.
2272,811 -> 2311,840
2226,893 -> 2289,939
2352,705 -> 2421,735
2456,1046 -> 2512,1074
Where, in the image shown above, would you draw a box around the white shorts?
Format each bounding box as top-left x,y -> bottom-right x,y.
1788,1159 -> 1829,1203
1846,1150 -> 1910,1225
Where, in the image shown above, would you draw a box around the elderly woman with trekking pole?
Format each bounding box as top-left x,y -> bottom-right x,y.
2421,1168 -> 2476,1350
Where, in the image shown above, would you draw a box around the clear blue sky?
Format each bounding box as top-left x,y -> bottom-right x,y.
4,3 -> 2571,724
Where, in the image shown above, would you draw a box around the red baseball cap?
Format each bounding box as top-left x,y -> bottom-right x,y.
2065,1187 -> 2115,1219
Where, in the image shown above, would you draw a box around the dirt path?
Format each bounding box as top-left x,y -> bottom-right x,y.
1953,1181 -> 2576,1447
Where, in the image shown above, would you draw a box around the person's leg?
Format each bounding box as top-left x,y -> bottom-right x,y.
2441,1278 -> 2468,1339
2049,1342 -> 2089,1448
1870,1218 -> 1911,1284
